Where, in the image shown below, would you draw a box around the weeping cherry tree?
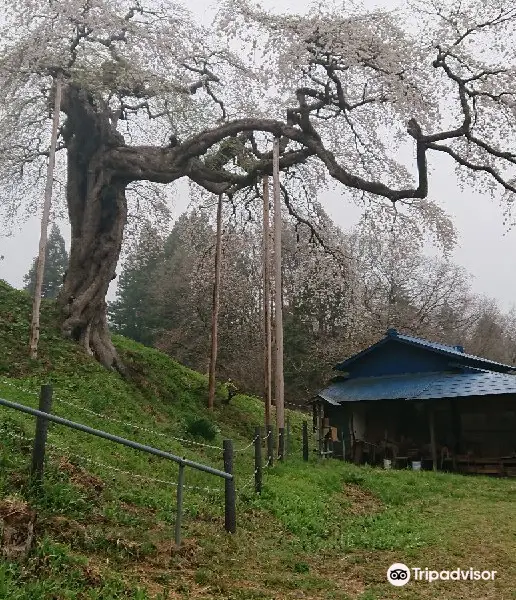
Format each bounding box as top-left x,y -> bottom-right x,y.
0,0 -> 515,371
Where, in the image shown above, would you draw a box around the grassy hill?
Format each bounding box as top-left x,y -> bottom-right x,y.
0,280 -> 515,600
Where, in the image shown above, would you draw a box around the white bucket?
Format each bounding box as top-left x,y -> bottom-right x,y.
383,459 -> 392,470
411,461 -> 422,471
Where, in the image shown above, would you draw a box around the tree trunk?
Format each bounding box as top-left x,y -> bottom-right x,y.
59,160 -> 127,371
58,86 -> 128,371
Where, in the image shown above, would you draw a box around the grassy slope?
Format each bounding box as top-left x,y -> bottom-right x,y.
0,279 -> 515,600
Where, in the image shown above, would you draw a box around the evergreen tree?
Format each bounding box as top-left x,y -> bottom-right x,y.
24,224 -> 68,299
108,222 -> 164,345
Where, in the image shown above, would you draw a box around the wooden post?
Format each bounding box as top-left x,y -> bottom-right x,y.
341,428 -> 346,462
450,399 -> 461,471
302,421 -> 309,461
429,407 -> 438,472
29,76 -> 63,359
30,385 -> 53,483
262,177 -> 272,430
266,425 -> 274,467
286,415 -> 291,458
272,138 -> 285,444
254,427 -> 262,493
174,462 -> 185,546
208,194 -> 224,410
278,427 -> 285,462
223,439 -> 236,533
317,402 -> 324,457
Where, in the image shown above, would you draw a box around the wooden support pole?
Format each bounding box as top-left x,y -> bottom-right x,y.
208,194 -> 223,410
286,415 -> 291,459
254,427 -> 262,493
30,385 -> 53,484
302,421 -> 309,462
262,177 -> 272,429
429,407 -> 438,472
223,439 -> 236,533
29,76 -> 62,359
272,137 -> 285,442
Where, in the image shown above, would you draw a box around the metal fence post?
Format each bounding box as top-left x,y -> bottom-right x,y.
278,427 -> 285,462
30,384 -> 53,484
174,462 -> 185,546
223,439 -> 236,533
266,425 -> 274,467
254,427 -> 262,493
302,420 -> 309,461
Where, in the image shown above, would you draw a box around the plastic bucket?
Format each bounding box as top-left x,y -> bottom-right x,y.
411,461 -> 422,471
383,459 -> 392,470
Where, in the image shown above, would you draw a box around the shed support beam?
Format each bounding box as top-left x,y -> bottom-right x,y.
450,399 -> 461,471
429,407 -> 438,472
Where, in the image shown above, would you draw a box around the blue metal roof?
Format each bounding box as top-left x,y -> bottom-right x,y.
318,370 -> 516,404
394,332 -> 513,369
334,329 -> 514,372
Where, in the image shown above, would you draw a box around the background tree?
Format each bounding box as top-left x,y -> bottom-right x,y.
108,221 -> 163,345
24,224 -> 69,300
111,203 -> 516,404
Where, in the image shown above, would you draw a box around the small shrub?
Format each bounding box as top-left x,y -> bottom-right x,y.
185,418 -> 218,441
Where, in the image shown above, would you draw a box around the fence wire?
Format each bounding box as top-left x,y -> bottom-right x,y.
237,467 -> 259,494
0,379 -> 224,450
0,379 -> 265,454
0,379 -> 312,499
0,426 -> 223,494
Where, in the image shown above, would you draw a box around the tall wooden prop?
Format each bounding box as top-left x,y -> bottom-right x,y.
208,194 -> 224,410
29,75 -> 63,359
272,138 -> 285,457
262,177 -> 272,429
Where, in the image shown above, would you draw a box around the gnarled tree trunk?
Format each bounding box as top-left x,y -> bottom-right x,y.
58,85 -> 128,372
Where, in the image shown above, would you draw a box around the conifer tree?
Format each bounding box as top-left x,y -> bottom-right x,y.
24,224 -> 68,300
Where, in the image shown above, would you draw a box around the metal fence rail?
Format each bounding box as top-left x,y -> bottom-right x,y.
0,383 -> 314,548
0,391 -> 236,545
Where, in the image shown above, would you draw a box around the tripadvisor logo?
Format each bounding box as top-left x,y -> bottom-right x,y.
387,563 -> 411,587
387,563 -> 497,586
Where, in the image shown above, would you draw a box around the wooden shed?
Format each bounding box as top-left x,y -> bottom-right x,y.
314,329 -> 516,476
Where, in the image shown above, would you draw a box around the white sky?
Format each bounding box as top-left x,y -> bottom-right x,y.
1,0 -> 515,310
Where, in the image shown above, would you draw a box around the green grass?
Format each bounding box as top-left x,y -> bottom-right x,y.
0,279 -> 515,599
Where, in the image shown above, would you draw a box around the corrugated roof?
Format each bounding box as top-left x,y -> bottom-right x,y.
318,370 -> 516,404
335,329 -> 514,372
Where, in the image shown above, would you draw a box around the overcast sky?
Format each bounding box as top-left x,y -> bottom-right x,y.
1,0 -> 515,310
